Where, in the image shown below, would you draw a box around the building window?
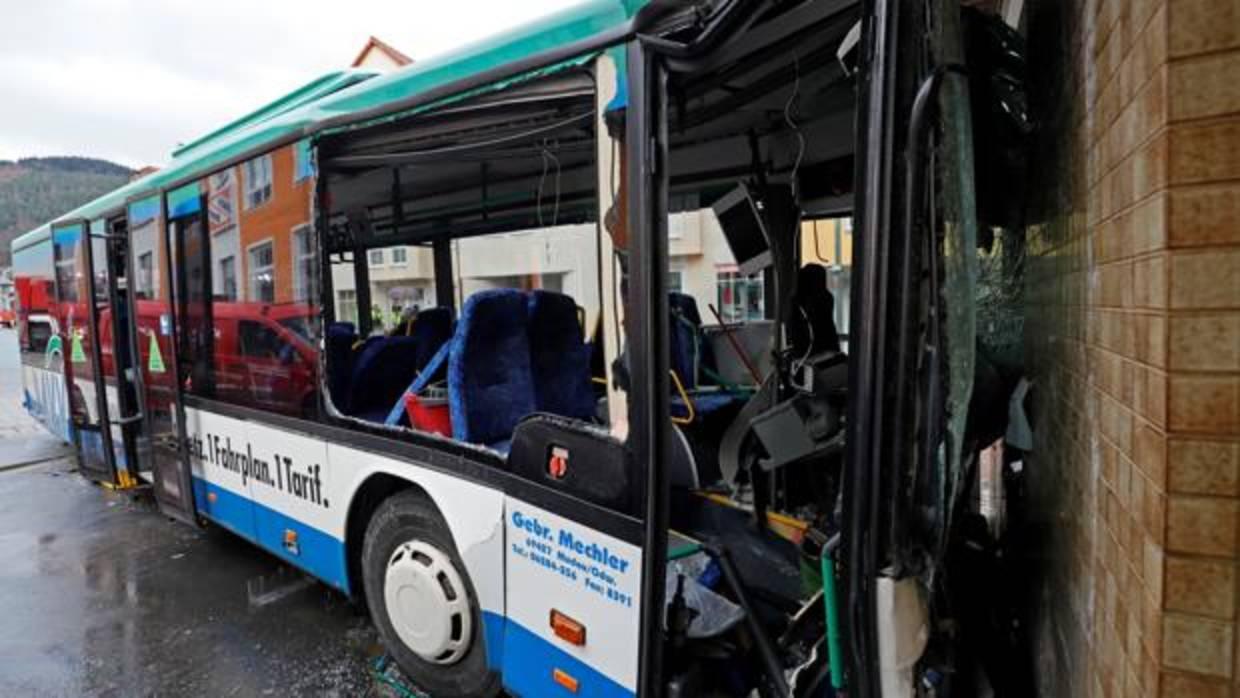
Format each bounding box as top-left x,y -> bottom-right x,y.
218,256 -> 238,301
137,252 -> 154,298
668,269 -> 684,295
716,269 -> 764,323
336,289 -> 358,326
243,154 -> 273,209
391,247 -> 407,265
369,249 -> 385,266
248,240 -> 275,303
291,225 -> 317,302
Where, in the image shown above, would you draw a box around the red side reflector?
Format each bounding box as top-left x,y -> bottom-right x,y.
548,446 -> 569,479
553,668 -> 579,693
550,609 -> 586,646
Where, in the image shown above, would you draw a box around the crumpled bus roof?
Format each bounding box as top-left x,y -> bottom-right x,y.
14,0 -> 643,253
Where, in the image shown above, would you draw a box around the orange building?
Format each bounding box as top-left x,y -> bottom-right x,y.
205,143 -> 315,306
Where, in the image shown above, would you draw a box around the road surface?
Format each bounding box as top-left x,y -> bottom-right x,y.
0,328 -> 387,696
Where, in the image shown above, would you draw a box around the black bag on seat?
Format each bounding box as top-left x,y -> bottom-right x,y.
509,414 -> 639,517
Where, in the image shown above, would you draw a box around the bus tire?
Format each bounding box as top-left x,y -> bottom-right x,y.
361,490 -> 499,697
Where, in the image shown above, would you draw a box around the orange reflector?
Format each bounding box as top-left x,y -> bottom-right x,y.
207,492 -> 218,504
553,668 -> 579,693
550,610 -> 586,646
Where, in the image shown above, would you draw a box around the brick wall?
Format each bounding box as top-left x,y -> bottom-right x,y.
1023,0 -> 1240,695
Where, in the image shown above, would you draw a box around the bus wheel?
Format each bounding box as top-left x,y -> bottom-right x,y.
362,490 -> 499,697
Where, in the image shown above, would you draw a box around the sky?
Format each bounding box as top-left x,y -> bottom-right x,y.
0,0 -> 582,169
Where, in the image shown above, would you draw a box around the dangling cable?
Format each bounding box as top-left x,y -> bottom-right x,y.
784,53 -> 805,204
536,145 -> 550,228
547,139 -> 562,227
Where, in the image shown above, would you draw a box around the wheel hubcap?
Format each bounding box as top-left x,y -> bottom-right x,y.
384,540 -> 472,665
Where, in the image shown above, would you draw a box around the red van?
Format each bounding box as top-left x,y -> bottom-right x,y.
100,300 -> 319,418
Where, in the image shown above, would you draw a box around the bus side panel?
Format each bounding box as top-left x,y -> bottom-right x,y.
330,443 -> 508,632
184,407 -> 259,543
180,405 -> 508,639
21,363 -> 72,442
502,498 -> 641,698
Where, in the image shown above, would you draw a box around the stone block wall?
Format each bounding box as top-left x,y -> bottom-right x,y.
1022,0 -> 1239,695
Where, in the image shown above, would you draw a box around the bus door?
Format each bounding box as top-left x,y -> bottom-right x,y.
89,217 -> 147,487
51,219 -> 115,482
127,194 -> 197,525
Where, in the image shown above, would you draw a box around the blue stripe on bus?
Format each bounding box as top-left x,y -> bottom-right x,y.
167,183 -> 202,218
52,224 -> 82,245
128,195 -> 160,224
500,616 -> 634,698
191,477 -> 351,593
483,611 -> 505,670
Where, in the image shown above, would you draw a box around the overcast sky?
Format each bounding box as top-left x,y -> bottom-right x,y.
0,0 -> 581,169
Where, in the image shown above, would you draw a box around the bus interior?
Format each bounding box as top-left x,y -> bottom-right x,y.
317,2 -> 861,692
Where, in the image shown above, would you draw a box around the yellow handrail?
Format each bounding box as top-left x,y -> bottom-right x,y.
669,370 -> 695,425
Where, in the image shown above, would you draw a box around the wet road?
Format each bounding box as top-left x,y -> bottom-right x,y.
0,329 -> 386,697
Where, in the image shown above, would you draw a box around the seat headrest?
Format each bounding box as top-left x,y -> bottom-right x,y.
669,291 -> 703,326
327,321 -> 356,338
528,290 -> 580,329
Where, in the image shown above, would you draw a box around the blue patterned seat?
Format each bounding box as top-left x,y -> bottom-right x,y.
527,290 -> 595,421
347,336 -> 422,421
447,289 -> 536,450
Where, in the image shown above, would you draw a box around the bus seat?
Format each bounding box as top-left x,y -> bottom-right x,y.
671,392 -> 739,420
527,290 -> 595,421
509,414 -> 638,515
669,292 -> 742,422
347,336 -> 422,422
669,292 -> 704,390
669,292 -> 725,390
786,264 -> 841,357
448,289 -> 536,450
326,321 -> 357,407
408,307 -> 453,380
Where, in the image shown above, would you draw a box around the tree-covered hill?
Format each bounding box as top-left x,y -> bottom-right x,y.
0,157 -> 135,265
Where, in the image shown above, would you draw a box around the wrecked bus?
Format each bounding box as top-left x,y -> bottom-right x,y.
10,0 -> 1036,695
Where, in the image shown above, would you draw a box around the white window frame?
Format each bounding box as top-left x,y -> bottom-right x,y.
247,238 -> 275,303
137,251 -> 155,297
243,154 -> 273,210
336,289 -> 358,326
369,249 -> 385,267
667,263 -> 685,295
391,247 -> 408,265
219,255 -> 238,301
290,224 -> 315,302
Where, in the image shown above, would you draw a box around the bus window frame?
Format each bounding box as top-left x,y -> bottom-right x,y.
308,41 -> 673,696
311,67 -> 613,441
